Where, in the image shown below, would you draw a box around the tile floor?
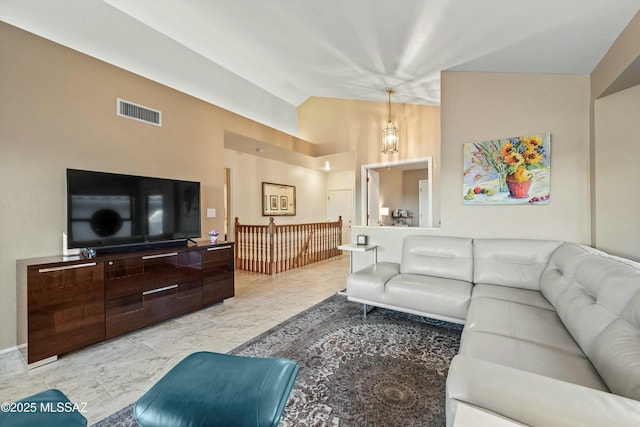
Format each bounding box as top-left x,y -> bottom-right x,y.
0,255 -> 349,424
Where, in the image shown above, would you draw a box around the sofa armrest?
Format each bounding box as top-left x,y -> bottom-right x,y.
446,355 -> 640,427
346,262 -> 399,301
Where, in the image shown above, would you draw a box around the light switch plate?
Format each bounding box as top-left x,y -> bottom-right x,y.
207,208 -> 216,218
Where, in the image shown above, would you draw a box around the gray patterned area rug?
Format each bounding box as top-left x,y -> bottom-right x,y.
93,294 -> 462,427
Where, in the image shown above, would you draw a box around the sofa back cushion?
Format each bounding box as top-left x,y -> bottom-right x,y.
539,242 -> 605,307
590,288 -> 640,400
556,255 -> 640,360
400,236 -> 473,282
473,239 -> 562,290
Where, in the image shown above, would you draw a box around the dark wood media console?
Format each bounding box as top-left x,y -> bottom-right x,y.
17,241 -> 234,367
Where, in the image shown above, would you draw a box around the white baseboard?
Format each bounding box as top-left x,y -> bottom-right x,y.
0,345 -> 20,355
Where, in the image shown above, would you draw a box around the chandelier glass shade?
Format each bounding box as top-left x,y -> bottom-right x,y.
381,89 -> 398,154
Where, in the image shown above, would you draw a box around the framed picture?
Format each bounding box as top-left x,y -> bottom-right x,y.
262,182 -> 296,216
463,133 -> 551,205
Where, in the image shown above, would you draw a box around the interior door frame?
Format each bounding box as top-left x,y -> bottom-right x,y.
419,179 -> 433,228
360,157 -> 433,227
367,169 -> 380,226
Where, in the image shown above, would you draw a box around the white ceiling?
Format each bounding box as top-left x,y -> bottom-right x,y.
105,0 -> 639,106
1,0 -> 638,132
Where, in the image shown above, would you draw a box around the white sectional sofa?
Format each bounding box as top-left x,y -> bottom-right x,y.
346,235 -> 640,426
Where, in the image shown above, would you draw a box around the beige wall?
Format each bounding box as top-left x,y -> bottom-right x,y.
594,85 -> 640,261
591,12 -> 640,100
441,72 -> 591,242
590,13 -> 640,260
0,23 -> 318,350
298,97 -> 441,224
223,149 -> 328,226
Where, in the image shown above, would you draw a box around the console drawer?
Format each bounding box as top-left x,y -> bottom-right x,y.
105,251 -> 201,300
202,245 -> 234,273
105,279 -> 202,339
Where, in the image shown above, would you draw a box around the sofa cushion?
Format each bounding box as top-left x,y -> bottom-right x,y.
539,242 -> 604,308
465,297 -> 584,356
471,284 -> 554,311
590,286 -> 640,401
446,355 -> 640,427
385,273 -> 472,323
473,239 -> 562,290
459,330 -> 608,391
346,262 -> 400,302
555,255 -> 640,358
400,236 -> 473,282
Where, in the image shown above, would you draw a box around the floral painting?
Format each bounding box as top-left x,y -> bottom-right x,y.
463,133 -> 550,205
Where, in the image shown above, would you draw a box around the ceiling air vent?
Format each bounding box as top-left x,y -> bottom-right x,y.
116,98 -> 162,126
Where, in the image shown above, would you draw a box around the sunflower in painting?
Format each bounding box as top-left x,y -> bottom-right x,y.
503,136 -> 548,182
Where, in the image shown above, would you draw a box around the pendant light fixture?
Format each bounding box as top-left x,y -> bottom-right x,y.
381,89 -> 398,154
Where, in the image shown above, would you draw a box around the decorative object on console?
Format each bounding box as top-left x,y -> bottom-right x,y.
379,207 -> 389,226
80,248 -> 96,259
463,133 -> 550,205
392,209 -> 412,226
381,89 -> 398,154
262,182 -> 296,216
356,234 -> 368,245
208,230 -> 219,243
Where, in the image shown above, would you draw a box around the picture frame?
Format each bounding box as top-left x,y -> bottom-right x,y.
463,133 -> 551,205
262,182 -> 296,216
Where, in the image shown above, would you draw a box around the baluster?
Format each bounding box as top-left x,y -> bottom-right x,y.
246,226 -> 250,272
321,222 -> 325,261
242,226 -> 247,271
278,227 -> 281,273
298,224 -> 302,267
252,226 -> 256,273
273,226 -> 277,273
262,226 -> 266,273
253,226 -> 257,273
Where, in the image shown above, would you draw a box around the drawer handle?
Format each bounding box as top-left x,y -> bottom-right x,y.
207,245 -> 232,251
142,252 -> 178,260
142,284 -> 178,296
38,262 -> 97,273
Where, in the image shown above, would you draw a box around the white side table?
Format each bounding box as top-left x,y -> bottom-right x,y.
338,243 -> 378,273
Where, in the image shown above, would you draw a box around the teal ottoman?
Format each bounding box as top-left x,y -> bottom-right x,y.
134,352 -> 299,427
0,389 -> 87,427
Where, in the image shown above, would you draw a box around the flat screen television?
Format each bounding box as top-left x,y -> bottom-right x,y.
67,169 -> 201,253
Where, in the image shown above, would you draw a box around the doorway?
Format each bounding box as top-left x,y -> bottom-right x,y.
360,157 -> 433,227
327,189 -> 353,244
224,168 -> 230,240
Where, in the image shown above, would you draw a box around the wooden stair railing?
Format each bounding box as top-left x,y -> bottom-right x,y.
235,216 -> 342,274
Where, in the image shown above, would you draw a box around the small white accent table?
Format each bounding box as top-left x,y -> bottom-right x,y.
338,243 -> 378,273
